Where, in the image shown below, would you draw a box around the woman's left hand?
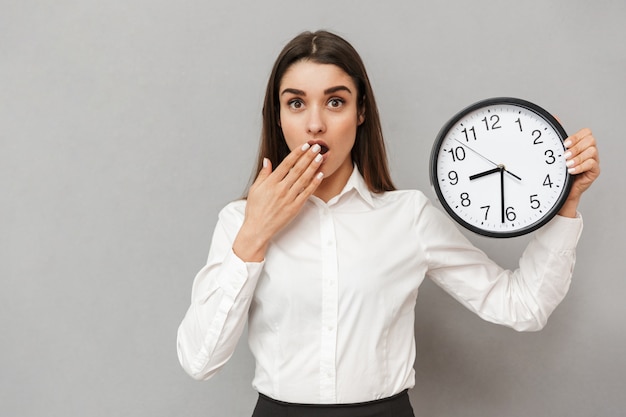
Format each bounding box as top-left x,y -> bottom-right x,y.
558,128 -> 601,217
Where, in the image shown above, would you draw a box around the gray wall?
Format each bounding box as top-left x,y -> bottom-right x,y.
2,1 -> 624,416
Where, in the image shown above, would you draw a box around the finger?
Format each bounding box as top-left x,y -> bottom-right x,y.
569,155 -> 600,177
271,143 -> 315,181
294,171 -> 325,204
282,144 -> 324,188
564,128 -> 596,161
251,157 -> 273,190
288,151 -> 324,196
564,128 -> 593,150
564,128 -> 599,174
567,145 -> 599,175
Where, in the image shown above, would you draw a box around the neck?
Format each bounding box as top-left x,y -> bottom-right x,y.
313,162 -> 353,203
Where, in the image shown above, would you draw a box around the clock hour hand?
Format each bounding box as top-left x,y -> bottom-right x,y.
468,164 -> 506,222
469,167 -> 501,181
453,139 -> 522,181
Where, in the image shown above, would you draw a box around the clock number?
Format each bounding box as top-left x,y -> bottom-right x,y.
447,146 -> 466,162
461,126 -> 476,142
448,170 -> 459,185
543,174 -> 553,188
532,129 -> 543,145
480,205 -> 490,220
515,117 -> 523,132
506,206 -> 516,222
530,194 -> 540,209
544,149 -> 556,164
460,192 -> 471,207
481,115 -> 501,131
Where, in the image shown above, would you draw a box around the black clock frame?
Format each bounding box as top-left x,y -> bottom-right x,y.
429,97 -> 573,238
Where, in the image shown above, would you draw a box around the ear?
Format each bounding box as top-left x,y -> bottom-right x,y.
357,110 -> 365,126
357,97 -> 366,125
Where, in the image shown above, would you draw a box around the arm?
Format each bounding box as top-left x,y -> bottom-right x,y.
422,202 -> 582,331
423,127 -> 599,330
177,143 -> 325,379
177,204 -> 264,380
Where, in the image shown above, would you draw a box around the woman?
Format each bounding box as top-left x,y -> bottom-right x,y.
177,30 -> 600,417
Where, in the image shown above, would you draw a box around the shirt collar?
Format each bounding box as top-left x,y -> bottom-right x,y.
329,165 -> 376,208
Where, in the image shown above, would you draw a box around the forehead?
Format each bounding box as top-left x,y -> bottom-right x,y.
280,61 -> 356,91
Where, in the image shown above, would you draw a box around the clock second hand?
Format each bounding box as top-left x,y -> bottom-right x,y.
453,139 -> 522,181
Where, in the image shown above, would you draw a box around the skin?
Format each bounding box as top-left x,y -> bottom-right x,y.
558,127 -> 601,218
279,61 -> 364,201
233,61 -> 362,262
233,61 -> 601,262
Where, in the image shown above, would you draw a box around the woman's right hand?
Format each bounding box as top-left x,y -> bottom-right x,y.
232,143 -> 325,262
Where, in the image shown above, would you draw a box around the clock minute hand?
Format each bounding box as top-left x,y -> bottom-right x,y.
500,167 -> 505,224
453,139 -> 522,181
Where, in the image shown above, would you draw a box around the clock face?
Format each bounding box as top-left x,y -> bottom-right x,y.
430,97 -> 572,238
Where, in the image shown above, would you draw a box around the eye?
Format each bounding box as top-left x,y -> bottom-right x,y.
287,99 -> 304,110
328,98 -> 344,108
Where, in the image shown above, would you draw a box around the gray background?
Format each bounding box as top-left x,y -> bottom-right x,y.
1,1 -> 624,416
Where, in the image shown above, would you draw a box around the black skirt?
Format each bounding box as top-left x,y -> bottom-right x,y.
251,390 -> 415,417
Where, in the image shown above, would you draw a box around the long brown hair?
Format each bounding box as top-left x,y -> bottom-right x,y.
248,30 -> 395,194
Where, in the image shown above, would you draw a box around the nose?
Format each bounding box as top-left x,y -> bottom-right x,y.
306,106 -> 326,135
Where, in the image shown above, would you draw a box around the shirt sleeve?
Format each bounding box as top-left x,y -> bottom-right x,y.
418,198 -> 583,331
177,202 -> 264,380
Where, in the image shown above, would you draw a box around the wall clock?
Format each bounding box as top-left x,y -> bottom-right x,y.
430,97 -> 572,238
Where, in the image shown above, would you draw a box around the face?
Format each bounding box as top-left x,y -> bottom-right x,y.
278,60 -> 364,195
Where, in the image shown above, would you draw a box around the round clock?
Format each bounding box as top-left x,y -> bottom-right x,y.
429,97 -> 572,238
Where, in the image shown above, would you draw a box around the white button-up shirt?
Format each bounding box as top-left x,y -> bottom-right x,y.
177,167 -> 582,404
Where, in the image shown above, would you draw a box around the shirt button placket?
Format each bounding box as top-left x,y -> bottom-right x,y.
319,207 -> 338,402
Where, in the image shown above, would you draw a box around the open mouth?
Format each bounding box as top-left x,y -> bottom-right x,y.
308,140 -> 329,155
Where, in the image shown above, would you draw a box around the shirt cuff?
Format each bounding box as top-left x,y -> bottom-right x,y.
534,212 -> 583,251
217,249 -> 265,299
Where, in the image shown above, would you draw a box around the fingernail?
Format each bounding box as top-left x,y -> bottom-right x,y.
314,153 -> 323,163
301,143 -> 311,151
263,158 -> 269,168
316,172 -> 324,180
311,144 -> 321,153
564,151 -> 572,159
564,139 -> 572,148
568,167 -> 576,174
566,159 -> 575,167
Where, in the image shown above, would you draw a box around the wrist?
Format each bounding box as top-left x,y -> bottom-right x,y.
558,197 -> 580,218
233,222 -> 270,262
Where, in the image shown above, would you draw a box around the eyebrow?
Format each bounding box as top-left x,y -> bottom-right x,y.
280,85 -> 354,96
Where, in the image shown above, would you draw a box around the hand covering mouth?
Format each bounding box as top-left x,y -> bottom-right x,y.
307,140 -> 329,154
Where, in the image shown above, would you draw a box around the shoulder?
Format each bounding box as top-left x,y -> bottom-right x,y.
217,199 -> 247,224
372,188 -> 432,211
368,188 -> 442,227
